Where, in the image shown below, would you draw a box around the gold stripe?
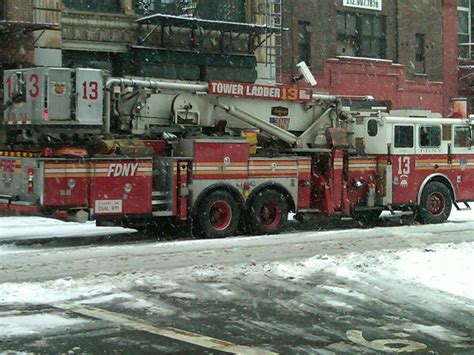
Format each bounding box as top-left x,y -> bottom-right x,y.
194,162 -> 248,166
349,168 -> 376,172
45,163 -> 153,168
45,173 -> 152,178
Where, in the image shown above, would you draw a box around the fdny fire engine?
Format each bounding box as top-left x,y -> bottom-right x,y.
1,66 -> 473,238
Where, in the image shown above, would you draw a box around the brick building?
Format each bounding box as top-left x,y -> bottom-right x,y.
458,0 -> 474,114
0,0 -> 59,112
1,0 -> 280,82
0,0 -> 282,129
1,0 -> 35,70
23,0 -> 278,83
282,0 -> 459,116
1,1 -> 467,117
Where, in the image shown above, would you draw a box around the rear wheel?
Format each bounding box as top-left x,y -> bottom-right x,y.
196,190 -> 240,238
416,182 -> 452,224
249,189 -> 288,235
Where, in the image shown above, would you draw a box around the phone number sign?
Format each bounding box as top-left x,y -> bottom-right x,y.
343,0 -> 382,11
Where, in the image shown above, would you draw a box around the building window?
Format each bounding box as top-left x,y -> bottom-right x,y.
0,2 -> 5,20
196,0 -> 246,22
337,12 -> 386,59
298,21 -> 311,65
134,0 -> 246,21
63,0 -> 122,12
457,0 -> 471,58
134,0 -> 180,16
415,33 -> 426,74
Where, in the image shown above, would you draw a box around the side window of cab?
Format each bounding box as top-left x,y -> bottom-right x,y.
419,125 -> 441,147
367,119 -> 378,137
453,126 -> 471,148
394,125 -> 414,148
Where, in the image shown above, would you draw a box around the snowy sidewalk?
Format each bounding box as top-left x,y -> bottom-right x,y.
0,217 -> 135,242
1,208 -> 474,242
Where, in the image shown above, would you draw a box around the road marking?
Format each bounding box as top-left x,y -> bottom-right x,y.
53,303 -> 277,355
346,329 -> 427,352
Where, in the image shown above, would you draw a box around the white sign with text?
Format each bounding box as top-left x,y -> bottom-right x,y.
343,0 -> 382,11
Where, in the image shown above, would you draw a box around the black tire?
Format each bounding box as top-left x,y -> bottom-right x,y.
196,190 -> 240,238
249,189 -> 288,235
416,182 -> 452,224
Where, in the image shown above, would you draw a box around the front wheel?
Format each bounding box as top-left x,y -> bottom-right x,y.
196,190 -> 240,238
249,189 -> 288,235
416,182 -> 452,224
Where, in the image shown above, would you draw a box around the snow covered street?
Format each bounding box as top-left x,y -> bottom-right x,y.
0,217 -> 135,242
0,211 -> 473,353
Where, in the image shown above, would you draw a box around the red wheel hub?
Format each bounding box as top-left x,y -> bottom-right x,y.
427,192 -> 445,216
260,201 -> 282,228
209,200 -> 232,231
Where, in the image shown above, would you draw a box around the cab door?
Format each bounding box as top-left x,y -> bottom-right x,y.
391,124 -> 417,204
452,125 -> 473,200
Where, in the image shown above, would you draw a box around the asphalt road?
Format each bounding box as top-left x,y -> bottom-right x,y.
1,221 -> 474,353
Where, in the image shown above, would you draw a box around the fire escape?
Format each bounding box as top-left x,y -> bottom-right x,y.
257,0 -> 283,82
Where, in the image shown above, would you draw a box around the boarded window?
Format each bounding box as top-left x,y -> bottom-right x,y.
415,33 -> 426,74
337,12 -> 386,59
298,21 -> 311,65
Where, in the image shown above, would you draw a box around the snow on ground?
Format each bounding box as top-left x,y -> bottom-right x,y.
0,241 -> 473,310
0,206 -> 472,243
0,209 -> 473,340
272,242 -> 474,300
0,314 -> 88,337
0,217 -> 135,242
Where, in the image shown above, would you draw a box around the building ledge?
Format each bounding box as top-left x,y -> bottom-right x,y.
0,20 -> 59,37
62,40 -> 128,53
137,13 -> 281,35
328,56 -> 403,67
63,9 -> 132,19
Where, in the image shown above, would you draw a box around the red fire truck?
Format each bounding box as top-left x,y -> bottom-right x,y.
1,67 -> 473,237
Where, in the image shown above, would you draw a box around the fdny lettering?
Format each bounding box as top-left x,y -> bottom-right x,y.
107,163 -> 139,177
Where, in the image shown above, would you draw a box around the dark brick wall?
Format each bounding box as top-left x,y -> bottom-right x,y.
1,0 -> 34,68
5,0 -> 33,21
283,0 -> 444,81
